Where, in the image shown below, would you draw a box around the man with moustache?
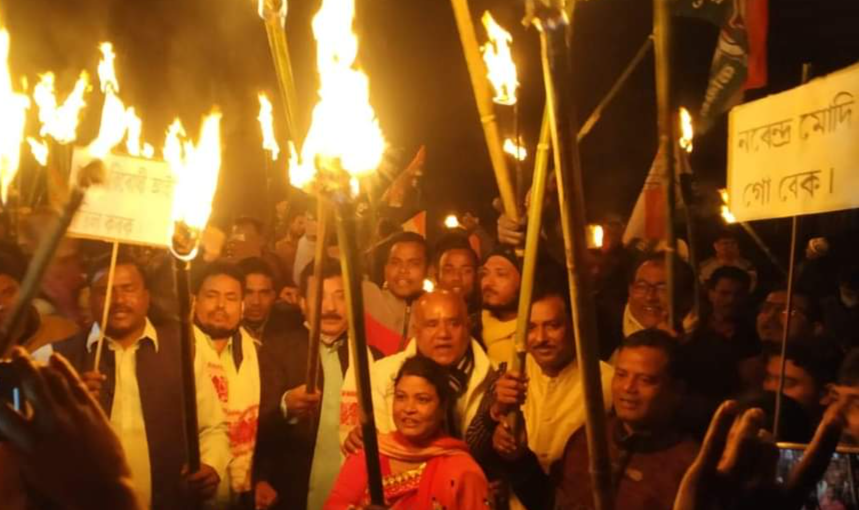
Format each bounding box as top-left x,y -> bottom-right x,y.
253,259 -> 382,510
193,262 -> 262,508
362,231 -> 430,354
341,290 -> 492,452
238,257 -> 301,342
465,277 -> 613,510
54,253 -> 230,510
556,329 -> 698,510
477,246 -> 521,367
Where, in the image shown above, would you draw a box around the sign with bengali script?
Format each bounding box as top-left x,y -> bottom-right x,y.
68,149 -> 176,246
728,62 -> 859,222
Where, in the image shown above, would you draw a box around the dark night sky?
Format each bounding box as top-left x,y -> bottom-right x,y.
3,0 -> 859,240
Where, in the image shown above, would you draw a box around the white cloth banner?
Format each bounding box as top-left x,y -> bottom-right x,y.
68,149 -> 176,246
728,62 -> 859,222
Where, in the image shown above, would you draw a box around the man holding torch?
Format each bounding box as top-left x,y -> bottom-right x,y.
53,252 -> 230,510
254,258 -> 383,510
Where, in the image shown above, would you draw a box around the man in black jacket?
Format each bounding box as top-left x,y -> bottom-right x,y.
253,258 -> 381,510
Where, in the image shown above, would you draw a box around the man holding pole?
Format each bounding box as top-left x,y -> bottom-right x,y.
53,252 -> 230,510
465,275 -> 613,510
254,258 -> 382,510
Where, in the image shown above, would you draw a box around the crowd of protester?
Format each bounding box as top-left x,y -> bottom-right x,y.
2,184 -> 859,510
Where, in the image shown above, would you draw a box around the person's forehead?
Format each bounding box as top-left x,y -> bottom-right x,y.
202,274 -> 242,292
616,346 -> 669,374
716,237 -> 737,244
440,249 -> 475,267
419,294 -> 465,318
390,241 -> 425,260
531,295 -> 566,318
714,278 -> 744,290
92,263 -> 144,287
245,273 -> 274,289
634,261 -> 666,282
483,255 -> 516,272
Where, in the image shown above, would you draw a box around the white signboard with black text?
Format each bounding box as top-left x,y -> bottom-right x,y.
68,149 -> 176,246
728,62 -> 858,222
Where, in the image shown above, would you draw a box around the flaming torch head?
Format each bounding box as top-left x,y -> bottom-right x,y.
258,93 -> 280,161
165,113 -> 223,259
679,107 -> 694,154
719,189 -> 737,224
444,214 -> 461,229
503,138 -> 527,161
288,0 -> 386,197
0,28 -> 29,204
481,12 -> 518,106
33,71 -> 90,144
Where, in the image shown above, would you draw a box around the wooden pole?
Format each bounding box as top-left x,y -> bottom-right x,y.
774,64 -> 811,440
449,0 -> 519,222
262,2 -> 301,149
334,197 -> 385,505
171,223 -> 202,473
0,182 -> 91,357
306,200 -> 329,393
653,0 -> 678,329
93,240 -> 121,371
532,4 -> 613,510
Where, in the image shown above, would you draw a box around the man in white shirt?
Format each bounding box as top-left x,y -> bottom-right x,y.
54,253 -> 230,510
192,262 -> 262,508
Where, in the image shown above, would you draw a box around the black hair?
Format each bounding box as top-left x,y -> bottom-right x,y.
193,261 -> 245,296
238,257 -> 279,292
531,262 -> 571,318
394,356 -> 456,433
838,265 -> 859,290
299,257 -> 343,298
763,339 -> 841,390
233,215 -> 265,235
387,231 -> 428,263
713,227 -> 739,243
839,348 -> 859,387
706,265 -> 752,292
432,233 -> 478,270
619,328 -> 681,380
0,245 -> 27,283
87,249 -> 149,289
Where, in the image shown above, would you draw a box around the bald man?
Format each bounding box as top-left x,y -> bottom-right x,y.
340,290 -> 493,452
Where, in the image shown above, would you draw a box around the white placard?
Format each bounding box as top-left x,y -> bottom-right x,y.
68,149 -> 176,246
728,62 -> 859,222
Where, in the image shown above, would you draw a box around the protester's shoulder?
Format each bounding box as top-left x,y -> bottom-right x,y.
51,327 -> 89,354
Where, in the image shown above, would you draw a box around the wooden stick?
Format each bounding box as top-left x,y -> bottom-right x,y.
532,4 -> 614,509
334,198 -> 385,505
262,6 -> 301,148
306,200 -> 329,393
653,0 -> 678,329
449,0 -> 519,222
93,240 -> 120,371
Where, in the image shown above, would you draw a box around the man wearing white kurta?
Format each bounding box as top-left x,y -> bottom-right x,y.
55,258 -> 230,510
193,263 -> 262,508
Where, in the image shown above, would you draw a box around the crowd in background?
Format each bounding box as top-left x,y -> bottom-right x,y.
2,177 -> 859,510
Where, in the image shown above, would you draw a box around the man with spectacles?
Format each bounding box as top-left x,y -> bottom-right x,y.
756,288 -> 823,344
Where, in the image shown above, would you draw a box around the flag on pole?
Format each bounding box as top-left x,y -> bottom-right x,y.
401,210 -> 426,238
675,0 -> 769,132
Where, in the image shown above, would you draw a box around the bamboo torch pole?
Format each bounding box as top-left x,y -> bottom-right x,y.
653,0 -> 678,329
0,161 -> 104,357
93,240 -> 121,371
531,3 -> 614,510
332,185 -> 385,505
260,0 -> 300,148
305,199 -> 329,392
449,0 -> 519,221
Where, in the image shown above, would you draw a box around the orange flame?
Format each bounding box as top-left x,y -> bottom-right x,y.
718,188 -> 736,224
288,0 -> 386,191
27,137 -> 48,166
481,12 -> 518,106
679,107 -> 694,153
0,28 -> 29,203
257,93 -> 280,161
444,214 -> 460,229
503,137 -> 527,161
33,71 -> 89,144
164,113 -> 223,231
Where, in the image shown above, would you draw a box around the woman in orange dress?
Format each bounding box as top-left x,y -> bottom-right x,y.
325,356 -> 489,509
